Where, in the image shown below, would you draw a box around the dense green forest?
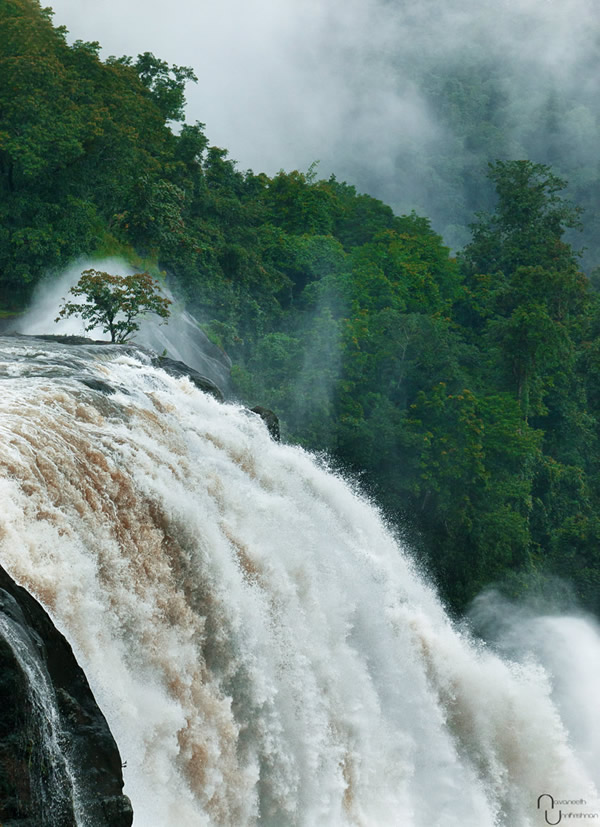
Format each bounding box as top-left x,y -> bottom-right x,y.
3,0 -> 600,615
298,0 -> 600,273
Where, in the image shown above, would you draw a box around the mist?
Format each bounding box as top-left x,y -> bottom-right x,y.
16,260 -> 232,390
48,0 -> 599,253
469,589 -> 600,783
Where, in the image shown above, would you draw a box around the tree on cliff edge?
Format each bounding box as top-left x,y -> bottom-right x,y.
56,269 -> 171,342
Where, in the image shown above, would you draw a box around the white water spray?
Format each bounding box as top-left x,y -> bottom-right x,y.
0,336 -> 599,826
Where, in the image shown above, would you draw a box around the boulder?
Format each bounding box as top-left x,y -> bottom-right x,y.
0,566 -> 133,827
250,406 -> 281,441
153,355 -> 224,401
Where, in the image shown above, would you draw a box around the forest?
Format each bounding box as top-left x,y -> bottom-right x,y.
2,0 -> 600,616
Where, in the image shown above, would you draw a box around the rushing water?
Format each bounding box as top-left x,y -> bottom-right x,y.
0,606 -> 85,826
0,335 -> 599,826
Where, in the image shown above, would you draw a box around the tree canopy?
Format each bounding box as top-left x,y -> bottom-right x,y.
463,160 -> 583,276
56,269 -> 171,342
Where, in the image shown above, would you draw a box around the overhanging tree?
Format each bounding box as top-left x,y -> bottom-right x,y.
56,269 -> 171,342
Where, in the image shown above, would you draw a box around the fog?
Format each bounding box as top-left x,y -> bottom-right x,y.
469,589 -> 600,782
48,0 -> 599,249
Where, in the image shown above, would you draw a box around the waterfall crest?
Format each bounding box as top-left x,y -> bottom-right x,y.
0,336 -> 598,826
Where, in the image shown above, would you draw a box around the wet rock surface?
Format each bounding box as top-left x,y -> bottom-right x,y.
250,406 -> 281,441
0,566 -> 133,827
2,333 -> 225,401
153,354 -> 225,400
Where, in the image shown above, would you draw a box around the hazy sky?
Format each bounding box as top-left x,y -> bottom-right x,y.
48,0 -> 378,177
47,0 -> 598,241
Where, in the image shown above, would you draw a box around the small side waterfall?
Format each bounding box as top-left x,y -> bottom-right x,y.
0,600 -> 82,826
0,335 -> 599,826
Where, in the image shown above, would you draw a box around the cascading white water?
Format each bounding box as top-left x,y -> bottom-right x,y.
0,610 -> 84,826
1,335 -> 599,826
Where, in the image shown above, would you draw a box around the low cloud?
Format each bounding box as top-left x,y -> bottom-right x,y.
48,0 -> 599,243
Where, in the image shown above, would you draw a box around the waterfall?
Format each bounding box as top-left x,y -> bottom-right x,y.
0,335 -> 599,826
0,607 -> 84,826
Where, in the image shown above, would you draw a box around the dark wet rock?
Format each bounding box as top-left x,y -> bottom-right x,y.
153,355 -> 224,401
79,377 -> 118,395
4,322 -> 232,393
0,566 -> 133,827
250,406 -> 281,441
133,312 -> 232,392
6,332 -> 112,346
2,333 -> 225,400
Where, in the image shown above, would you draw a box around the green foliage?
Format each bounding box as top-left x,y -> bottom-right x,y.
56,269 -> 171,342
463,160 -> 583,276
262,170 -> 338,235
133,52 -> 197,121
6,2 -> 600,617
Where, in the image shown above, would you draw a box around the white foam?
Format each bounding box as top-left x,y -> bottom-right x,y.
0,336 -> 598,825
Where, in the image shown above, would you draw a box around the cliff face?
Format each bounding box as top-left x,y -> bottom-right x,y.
0,565 -> 133,827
